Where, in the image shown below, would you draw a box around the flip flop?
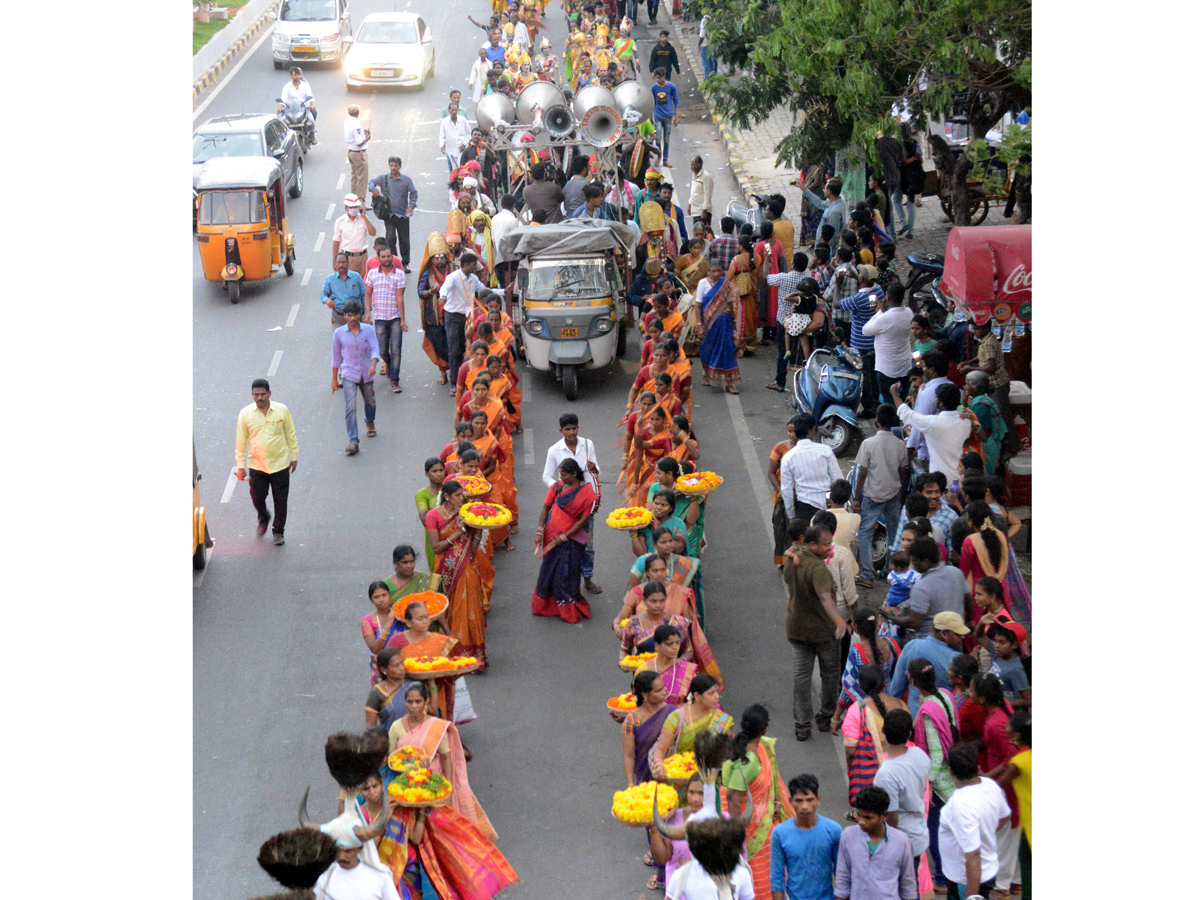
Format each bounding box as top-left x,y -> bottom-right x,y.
367,426 -> 377,438
585,580 -> 603,594
765,383 -> 785,392
346,444 -> 359,456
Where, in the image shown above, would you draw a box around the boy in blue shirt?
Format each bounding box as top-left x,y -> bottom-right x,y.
651,68 -> 680,167
770,773 -> 842,900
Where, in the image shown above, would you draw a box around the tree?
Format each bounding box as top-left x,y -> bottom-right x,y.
696,0 -> 1032,223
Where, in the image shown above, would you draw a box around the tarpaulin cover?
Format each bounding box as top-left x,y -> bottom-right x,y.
940,225 -> 1032,325
498,219 -> 638,259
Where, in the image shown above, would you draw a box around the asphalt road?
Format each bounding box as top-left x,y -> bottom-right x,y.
192,6 -> 857,897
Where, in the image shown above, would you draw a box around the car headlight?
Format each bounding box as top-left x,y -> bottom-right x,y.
526,320 -> 544,336
321,33 -> 340,44
273,33 -> 288,47
593,316 -> 613,334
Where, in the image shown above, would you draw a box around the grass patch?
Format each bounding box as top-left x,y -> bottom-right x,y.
193,0 -> 254,55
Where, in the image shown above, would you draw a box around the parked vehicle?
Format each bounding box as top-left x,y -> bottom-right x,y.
193,443 -> 212,571
790,341 -> 864,457
902,252 -> 949,329
724,192 -> 767,232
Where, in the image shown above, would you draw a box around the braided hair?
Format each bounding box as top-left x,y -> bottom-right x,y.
908,657 -> 955,725
632,669 -> 661,707
851,608 -> 880,665
857,665 -> 889,723
730,703 -> 769,764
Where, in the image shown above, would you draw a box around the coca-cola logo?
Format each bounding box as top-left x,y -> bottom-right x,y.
999,263 -> 1032,297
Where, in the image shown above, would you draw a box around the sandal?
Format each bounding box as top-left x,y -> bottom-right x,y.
765,383 -> 785,392
367,426 -> 377,438
585,579 -> 603,594
725,387 -> 739,394
646,874 -> 660,891
437,372 -> 448,385
345,444 -> 359,456
642,852 -> 654,867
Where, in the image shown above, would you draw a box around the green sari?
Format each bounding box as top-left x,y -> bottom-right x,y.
719,736 -> 788,894
384,571 -> 439,605
660,706 -> 735,800
416,487 -> 439,570
970,394 -> 1008,474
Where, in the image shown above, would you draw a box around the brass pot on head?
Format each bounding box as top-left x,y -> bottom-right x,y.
573,85 -> 621,147
475,93 -> 517,133
613,80 -> 654,125
516,82 -> 573,138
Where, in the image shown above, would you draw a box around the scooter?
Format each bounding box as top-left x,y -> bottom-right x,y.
278,96 -> 314,155
790,340 -> 863,457
845,464 -> 892,575
724,192 -> 767,232
902,252 -> 950,329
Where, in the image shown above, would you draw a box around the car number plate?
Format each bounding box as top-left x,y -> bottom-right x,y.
294,45 -> 317,53
560,327 -> 579,338
370,69 -> 394,77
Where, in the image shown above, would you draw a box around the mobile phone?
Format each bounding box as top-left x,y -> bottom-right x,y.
912,351 -> 922,360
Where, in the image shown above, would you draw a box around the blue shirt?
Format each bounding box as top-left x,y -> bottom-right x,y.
651,80 -> 680,119
888,635 -> 958,715
770,815 -> 842,900
321,271 -> 366,312
367,171 -> 419,217
485,45 -> 506,64
331,322 -> 380,383
837,287 -> 884,353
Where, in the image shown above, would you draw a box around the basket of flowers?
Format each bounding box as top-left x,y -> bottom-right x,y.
391,590 -> 448,620
387,766 -> 453,807
606,506 -> 654,531
676,471 -> 723,495
454,474 -> 492,497
660,751 -> 699,786
618,652 -> 657,672
403,655 -> 482,679
606,691 -> 638,721
611,781 -> 679,826
387,746 -> 427,771
460,502 -> 512,528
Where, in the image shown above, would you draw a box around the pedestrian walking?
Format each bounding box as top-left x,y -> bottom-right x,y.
873,710 -> 932,874
782,520 -> 848,741
542,413 -> 602,595
331,300 -> 380,456
769,773 -> 842,900
686,156 -> 714,230
835,785 -> 919,900
647,31 -> 680,80
235,378 -> 298,546
322,252 -> 367,330
779,413 -> 842,530
368,157 -> 419,273
364,248 -> 408,394
344,105 -> 371,202
439,103 -> 472,173
863,283 -> 915,406
437,253 -> 490,397
332,194 -> 377,279
851,405 -> 908,586
650,68 -> 679,167
937,743 -> 1011,900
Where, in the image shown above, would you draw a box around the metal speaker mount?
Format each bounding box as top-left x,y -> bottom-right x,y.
475,93 -> 517,133
573,85 -> 621,147
613,80 -> 654,124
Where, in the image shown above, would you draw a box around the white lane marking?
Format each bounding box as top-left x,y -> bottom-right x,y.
286,303 -> 300,327
193,24 -> 276,121
523,428 -> 535,466
267,350 -> 283,376
337,173 -> 346,190
325,203 -> 336,220
724,391 -> 776,541
300,267 -> 313,286
314,232 -> 326,252
220,468 -> 239,503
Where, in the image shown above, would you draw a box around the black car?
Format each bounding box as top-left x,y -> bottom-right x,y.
192,114 -> 304,199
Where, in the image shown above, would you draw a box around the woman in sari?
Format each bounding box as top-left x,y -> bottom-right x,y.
959,501 -> 1013,609
727,234 -> 758,354
634,624 -> 698,706
649,776 -> 707,890
467,408 -> 516,551
768,416 -> 799,565
668,415 -> 700,465
531,458 -> 597,623
464,380 -> 518,528
651,371 -> 684,420
466,210 -> 497,287
631,497 -> 688,558
640,319 -> 665,367
718,704 -> 789,900
625,342 -> 675,411
674,238 -> 709,295
617,556 -> 721,686
483,311 -> 517,371
386,601 -> 459,722
661,336 -> 692,413
384,543 -> 441,607
754,222 -> 784,341
910,658 -> 960,894
417,234 -> 454,385
620,670 -> 675,890
628,537 -> 702,621
425,479 -> 491,669
363,581 -> 405,685
365,647 -> 417,732
619,391 -> 656,492
617,579 -> 692,660
387,683 -> 498,843
415,459 -> 446,571
696,274 -> 741,393
650,674 -> 732,776
965,371 -> 1007,474
840,664 -> 907,812
485,354 -> 523,435
627,406 -> 674,508
453,341 -> 492,423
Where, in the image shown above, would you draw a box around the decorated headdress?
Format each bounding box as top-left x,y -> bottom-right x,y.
639,198 -> 665,233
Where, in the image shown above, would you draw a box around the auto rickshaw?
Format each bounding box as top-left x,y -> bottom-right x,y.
195,157 -> 296,303
193,442 -> 212,571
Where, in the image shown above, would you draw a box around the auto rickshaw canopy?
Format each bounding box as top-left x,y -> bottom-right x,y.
939,225 -> 1032,325
195,156 -> 285,192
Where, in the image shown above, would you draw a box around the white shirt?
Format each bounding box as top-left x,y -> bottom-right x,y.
688,169 -> 714,216
344,116 -> 369,151
543,436 -> 600,490
312,860 -> 402,900
779,438 -> 843,518
439,114 -> 472,159
468,57 -> 491,102
938,778 -> 1010,886
491,209 -> 521,263
281,79 -> 314,107
862,304 -> 915,378
513,22 -> 531,51
665,859 -> 754,900
438,268 -> 487,315
332,213 -> 371,253
896,403 -> 972,480
698,15 -> 710,47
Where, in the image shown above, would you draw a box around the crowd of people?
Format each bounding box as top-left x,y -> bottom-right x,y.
235,3 -> 1033,898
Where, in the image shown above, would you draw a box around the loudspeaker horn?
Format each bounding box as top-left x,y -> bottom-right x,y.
573,85 -> 621,147
475,93 -> 517,133
613,81 -> 654,124
516,82 -> 570,126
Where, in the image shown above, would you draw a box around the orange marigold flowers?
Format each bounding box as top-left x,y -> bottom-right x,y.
606,507 -> 654,530
404,655 -> 480,673
460,502 -> 513,528
388,747 -> 426,771
676,471 -> 723,495
388,765 -> 453,805
455,475 -> 492,497
391,591 -> 448,619
608,691 -> 637,711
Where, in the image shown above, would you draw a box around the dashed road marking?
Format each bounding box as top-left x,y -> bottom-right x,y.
523,429 -> 535,466
724,391 -> 775,541
220,468 -> 239,503
267,350 -> 283,376
314,232 -> 325,253
286,303 -> 300,327
301,268 -> 313,286
337,174 -> 346,190
325,203 -> 335,220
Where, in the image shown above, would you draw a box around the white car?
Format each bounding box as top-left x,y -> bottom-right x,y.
344,12 -> 435,90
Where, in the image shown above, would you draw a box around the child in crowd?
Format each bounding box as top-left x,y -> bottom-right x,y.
948,653 -> 988,742
827,479 -> 860,556
947,451 -> 985,513
879,550 -> 917,641
986,620 -> 1031,710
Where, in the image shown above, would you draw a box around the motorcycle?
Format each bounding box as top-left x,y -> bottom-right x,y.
790,340 -> 863,457
902,252 -> 950,330
724,191 -> 767,232
278,96 -> 315,155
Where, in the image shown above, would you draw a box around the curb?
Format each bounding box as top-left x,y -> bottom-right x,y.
193,1 -> 280,103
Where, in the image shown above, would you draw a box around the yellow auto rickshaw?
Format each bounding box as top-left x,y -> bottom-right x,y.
195,157 -> 296,303
193,442 -> 212,570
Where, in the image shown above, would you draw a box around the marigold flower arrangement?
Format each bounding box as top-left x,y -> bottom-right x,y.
454,474 -> 492,497
662,751 -> 698,780
388,765 -> 453,805
611,781 -> 678,824
404,655 -> 480,673
607,692 -> 637,712
676,471 -> 723,495
619,651 -> 657,672
387,746 -> 426,771
391,591 -> 448,620
460,502 -> 513,528
606,506 -> 654,531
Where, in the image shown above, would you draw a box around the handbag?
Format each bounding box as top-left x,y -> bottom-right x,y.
453,678 -> 477,724
372,186 -> 391,220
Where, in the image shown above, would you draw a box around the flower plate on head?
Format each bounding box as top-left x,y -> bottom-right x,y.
387,766 -> 454,807
607,691 -> 637,719
611,781 -> 679,825
388,746 -> 427,771
403,655 -> 482,678
676,471 -> 723,495
392,591 -> 448,620
455,474 -> 492,497
661,751 -> 698,785
618,651 -> 657,672
460,501 -> 512,528
605,506 -> 654,531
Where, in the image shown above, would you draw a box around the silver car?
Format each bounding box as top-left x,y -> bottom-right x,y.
272,0 -> 352,68
344,12 -> 435,90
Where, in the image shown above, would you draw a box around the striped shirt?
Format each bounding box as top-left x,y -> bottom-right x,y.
364,266 -> 406,321
837,287 -> 884,353
780,439 -> 843,517
890,499 -> 961,553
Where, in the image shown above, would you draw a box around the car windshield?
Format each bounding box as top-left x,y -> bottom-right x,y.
527,261 -> 610,300
357,21 -> 418,43
193,132 -> 265,164
198,191 -> 269,226
279,0 -> 336,21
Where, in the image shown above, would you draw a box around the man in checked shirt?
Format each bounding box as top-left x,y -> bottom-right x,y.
364,247 -> 408,394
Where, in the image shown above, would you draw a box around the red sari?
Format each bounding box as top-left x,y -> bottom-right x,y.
626,428 -> 674,508
531,481 -> 598,623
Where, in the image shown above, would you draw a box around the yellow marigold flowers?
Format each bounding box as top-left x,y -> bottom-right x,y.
388,765 -> 453,805
455,474 -> 492,497
460,502 -> 513,528
676,471 -> 723,495
611,782 -> 679,824
606,506 -> 654,530
662,751 -> 698,779
391,591 -> 448,619
404,655 -> 480,673
619,652 -> 657,672
608,692 -> 637,711
388,746 -> 426,771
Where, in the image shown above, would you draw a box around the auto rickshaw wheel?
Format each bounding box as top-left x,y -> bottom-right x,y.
229,281 -> 242,304
562,365 -> 578,401
284,253 -> 295,276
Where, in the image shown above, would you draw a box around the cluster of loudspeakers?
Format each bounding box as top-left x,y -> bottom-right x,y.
475,80 -> 654,148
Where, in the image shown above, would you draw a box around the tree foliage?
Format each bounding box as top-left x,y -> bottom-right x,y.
696,0 -> 1032,172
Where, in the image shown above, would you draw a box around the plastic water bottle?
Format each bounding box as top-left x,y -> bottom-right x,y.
1001,324 -> 1013,353
991,321 -> 1003,339
1014,321 -> 1026,337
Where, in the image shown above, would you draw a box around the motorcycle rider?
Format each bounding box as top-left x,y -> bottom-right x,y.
279,66 -> 317,145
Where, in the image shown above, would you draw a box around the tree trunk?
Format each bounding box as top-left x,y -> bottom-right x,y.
1010,173 -> 1031,224
950,155 -> 973,227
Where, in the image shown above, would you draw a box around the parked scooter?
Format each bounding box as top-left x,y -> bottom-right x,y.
278,96 -> 314,155
902,252 -> 950,329
790,340 -> 863,457
724,192 -> 767,231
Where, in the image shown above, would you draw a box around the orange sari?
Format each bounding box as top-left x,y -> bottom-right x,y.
668,357 -> 693,418
627,428 -> 674,508
471,429 -> 514,545
488,368 -> 523,431
454,363 -> 490,421
427,508 -> 492,667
